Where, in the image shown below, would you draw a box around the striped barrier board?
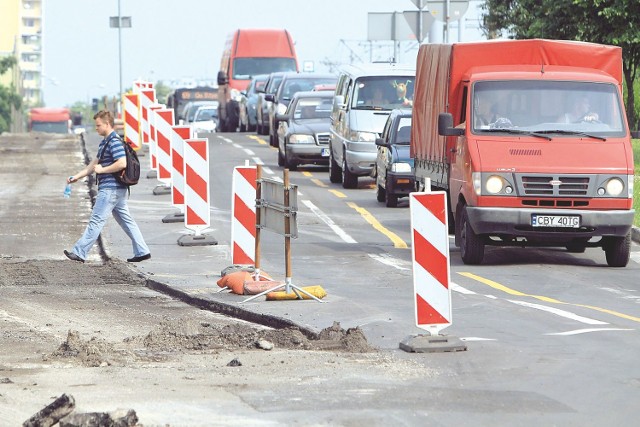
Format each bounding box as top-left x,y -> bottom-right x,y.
184,138 -> 210,234
139,88 -> 156,145
147,105 -> 164,172
154,108 -> 174,185
171,126 -> 191,211
122,93 -> 141,150
409,191 -> 452,334
231,165 -> 257,265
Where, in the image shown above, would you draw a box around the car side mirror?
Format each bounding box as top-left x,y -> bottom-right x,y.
217,70 -> 228,86
275,113 -> 289,122
375,137 -> 388,147
265,94 -> 275,103
438,113 -> 464,136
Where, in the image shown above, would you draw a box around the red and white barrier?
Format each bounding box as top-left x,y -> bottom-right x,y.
231,165 -> 257,265
154,108 -> 174,186
409,191 -> 452,334
147,104 -> 164,172
122,93 -> 141,150
139,88 -> 156,145
183,138 -> 210,236
133,80 -> 153,93
170,126 -> 191,212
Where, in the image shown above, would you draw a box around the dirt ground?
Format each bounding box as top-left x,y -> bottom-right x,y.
0,258 -> 433,426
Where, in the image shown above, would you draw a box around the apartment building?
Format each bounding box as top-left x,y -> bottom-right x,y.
0,0 -> 44,108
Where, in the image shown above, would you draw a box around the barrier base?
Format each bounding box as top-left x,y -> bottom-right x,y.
221,264 -> 255,276
162,212 -> 184,223
177,234 -> 218,247
399,334 -> 467,353
153,184 -> 171,195
146,170 -> 157,179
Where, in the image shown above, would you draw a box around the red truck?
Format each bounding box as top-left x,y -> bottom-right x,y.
216,29 -> 298,132
28,107 -> 71,134
412,39 -> 634,267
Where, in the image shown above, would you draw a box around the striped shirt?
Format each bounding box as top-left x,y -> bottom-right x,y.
97,131 -> 126,189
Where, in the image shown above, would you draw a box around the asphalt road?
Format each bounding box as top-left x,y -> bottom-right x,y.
1,129 -> 639,426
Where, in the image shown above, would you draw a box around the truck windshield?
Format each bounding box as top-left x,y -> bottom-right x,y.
233,58 -> 297,80
31,122 -> 69,134
471,80 -> 626,138
352,76 -> 415,110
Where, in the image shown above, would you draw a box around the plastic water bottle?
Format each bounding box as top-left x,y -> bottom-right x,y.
63,179 -> 72,198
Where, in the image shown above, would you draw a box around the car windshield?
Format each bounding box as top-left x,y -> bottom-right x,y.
233,58 -> 297,80
279,78 -> 337,101
291,97 -> 333,120
471,80 -> 626,138
195,109 -> 216,121
353,76 -> 415,110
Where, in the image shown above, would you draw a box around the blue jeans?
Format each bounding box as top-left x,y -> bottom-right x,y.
72,187 -> 149,260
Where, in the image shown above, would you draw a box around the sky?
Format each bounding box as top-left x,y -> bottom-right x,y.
42,0 -> 485,107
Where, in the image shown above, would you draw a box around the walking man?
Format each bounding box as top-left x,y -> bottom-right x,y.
64,110 -> 150,263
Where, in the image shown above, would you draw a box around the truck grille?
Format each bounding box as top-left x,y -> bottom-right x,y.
520,176 -> 590,196
316,133 -> 330,145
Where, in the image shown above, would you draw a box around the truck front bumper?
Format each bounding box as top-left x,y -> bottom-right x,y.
466,206 -> 634,240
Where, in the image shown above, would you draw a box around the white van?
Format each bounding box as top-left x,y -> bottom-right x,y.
329,63 -> 415,188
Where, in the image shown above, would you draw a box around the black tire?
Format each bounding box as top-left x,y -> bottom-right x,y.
239,122 -> 247,132
603,232 -> 631,267
329,149 -> 342,183
248,123 -> 256,132
284,148 -> 297,171
385,177 -> 398,208
277,146 -> 284,167
376,183 -> 385,202
459,206 -> 484,265
341,154 -> 358,189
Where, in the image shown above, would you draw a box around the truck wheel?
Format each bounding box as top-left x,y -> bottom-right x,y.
341,155 -> 358,189
329,150 -> 342,183
385,177 -> 398,207
459,206 -> 484,265
603,232 -> 631,267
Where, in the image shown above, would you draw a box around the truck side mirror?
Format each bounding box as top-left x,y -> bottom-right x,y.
334,95 -> 346,109
438,113 -> 464,136
217,71 -> 228,86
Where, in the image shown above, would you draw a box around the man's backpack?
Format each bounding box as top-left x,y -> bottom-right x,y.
99,134 -> 140,186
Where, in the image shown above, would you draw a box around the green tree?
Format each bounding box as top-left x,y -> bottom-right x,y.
481,0 -> 640,130
0,56 -> 22,133
154,80 -> 172,105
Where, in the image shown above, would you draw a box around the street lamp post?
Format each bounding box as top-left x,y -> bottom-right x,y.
109,0 -> 131,110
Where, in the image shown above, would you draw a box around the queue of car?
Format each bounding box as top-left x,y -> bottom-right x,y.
234,63 -> 416,208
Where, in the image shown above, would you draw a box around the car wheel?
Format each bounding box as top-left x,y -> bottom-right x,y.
341,153 -> 358,189
459,205 -> 484,265
385,177 -> 398,207
248,122 -> 256,132
277,146 -> 285,167
329,149 -> 342,183
376,183 -> 385,202
284,152 -> 297,171
603,232 -> 631,267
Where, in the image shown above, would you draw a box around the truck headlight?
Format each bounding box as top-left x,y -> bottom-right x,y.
289,134 -> 314,144
391,162 -> 412,173
604,177 -> 624,196
486,175 -> 504,194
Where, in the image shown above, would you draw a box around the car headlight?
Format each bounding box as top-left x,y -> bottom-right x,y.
603,177 -> 624,196
350,131 -> 377,142
276,103 -> 288,115
391,162 -> 412,173
289,134 -> 315,144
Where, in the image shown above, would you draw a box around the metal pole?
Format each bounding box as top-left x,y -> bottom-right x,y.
283,168 -> 292,293
254,164 -> 262,280
118,0 -> 123,101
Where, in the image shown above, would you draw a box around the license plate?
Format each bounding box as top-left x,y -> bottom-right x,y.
531,214 -> 580,228
321,148 -> 330,157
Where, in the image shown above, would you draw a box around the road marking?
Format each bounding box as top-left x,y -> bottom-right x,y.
301,200 -> 356,243
507,299 -> 607,325
302,172 -> 312,177
247,135 -> 267,145
243,148 -> 255,156
311,178 -> 327,188
461,337 -> 497,341
329,189 -> 347,198
252,157 -> 263,165
546,328 -> 634,336
346,202 -> 408,249
217,136 -> 233,143
459,272 -> 640,324
367,253 -> 410,270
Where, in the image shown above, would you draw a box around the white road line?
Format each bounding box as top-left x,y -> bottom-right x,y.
630,251 -> 640,264
450,282 -> 476,295
461,337 -> 498,341
301,199 -> 356,243
243,148 -> 255,156
545,328 -> 634,336
252,157 -> 263,165
507,299 -> 608,325
367,253 -> 410,271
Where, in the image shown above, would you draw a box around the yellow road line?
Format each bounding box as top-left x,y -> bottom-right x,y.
329,189 -> 347,198
347,202 -> 408,249
302,171 -> 312,177
458,272 -> 640,323
311,178 -> 327,188
248,135 -> 267,145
